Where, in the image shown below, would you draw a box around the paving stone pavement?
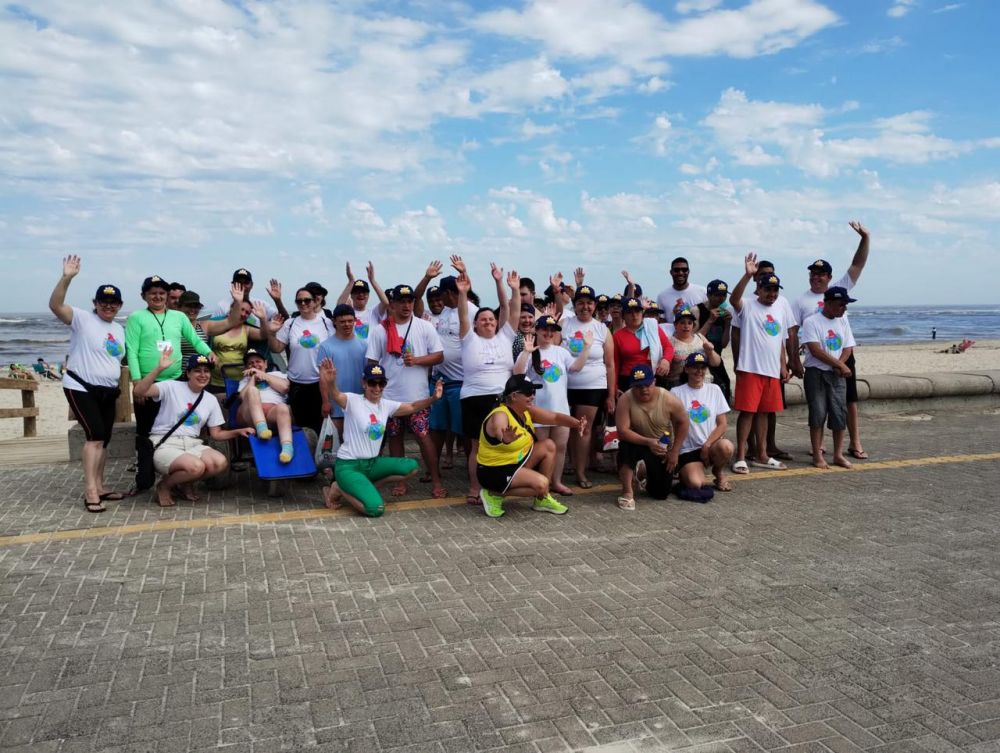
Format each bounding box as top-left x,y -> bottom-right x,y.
1,405 -> 1000,752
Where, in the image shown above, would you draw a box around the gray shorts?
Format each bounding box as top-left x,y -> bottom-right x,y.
804,367 -> 847,431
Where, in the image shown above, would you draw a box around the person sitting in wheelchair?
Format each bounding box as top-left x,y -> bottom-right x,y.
234,348 -> 295,463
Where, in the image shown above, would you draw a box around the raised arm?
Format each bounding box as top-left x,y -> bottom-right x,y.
267,278 -> 290,319
512,333 -> 536,375
846,221 -> 870,283
728,252 -> 758,313
367,261 -> 390,311
456,272 -> 473,338
621,269 -> 637,301
395,378 -> 444,417
336,262 -> 355,306
48,255 -> 80,325
132,346 -> 174,399
318,357 -> 348,411
201,282 -> 245,337
529,406 -> 587,433
503,268 -> 519,331
412,260 -> 442,318
264,313 -> 288,354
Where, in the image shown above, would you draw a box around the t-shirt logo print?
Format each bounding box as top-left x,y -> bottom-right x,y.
180,403 -> 201,427
688,399 -> 710,424
354,320 -> 369,340
824,329 -> 842,351
366,413 -> 385,441
104,333 -> 123,357
298,329 -> 319,348
541,359 -> 562,383
762,314 -> 781,337
567,330 -> 585,355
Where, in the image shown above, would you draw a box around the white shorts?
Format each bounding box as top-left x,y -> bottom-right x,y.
152,435 -> 214,475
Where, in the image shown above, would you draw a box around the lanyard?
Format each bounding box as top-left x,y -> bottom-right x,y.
148,309 -> 167,340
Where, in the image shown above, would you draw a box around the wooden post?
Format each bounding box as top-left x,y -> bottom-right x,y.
115,367 -> 132,423
0,378 -> 39,438
22,386 -> 36,437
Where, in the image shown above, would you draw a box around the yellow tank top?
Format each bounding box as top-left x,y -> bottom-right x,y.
477,405 -> 536,467
211,326 -> 249,386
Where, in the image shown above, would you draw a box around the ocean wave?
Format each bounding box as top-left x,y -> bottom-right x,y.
0,318 -> 28,324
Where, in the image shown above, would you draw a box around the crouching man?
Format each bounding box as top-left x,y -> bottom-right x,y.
670,352 -> 735,498
133,350 -> 254,507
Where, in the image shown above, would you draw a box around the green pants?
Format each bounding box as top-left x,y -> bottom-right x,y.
334,456 -> 418,517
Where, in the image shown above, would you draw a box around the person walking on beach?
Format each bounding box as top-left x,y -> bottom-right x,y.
800,287 -> 857,470
791,221 -> 871,459
49,255 -> 127,512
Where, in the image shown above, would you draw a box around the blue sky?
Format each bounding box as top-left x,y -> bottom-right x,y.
2,0 -> 998,310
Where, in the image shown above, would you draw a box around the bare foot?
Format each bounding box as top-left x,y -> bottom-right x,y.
174,484 -> 200,502
390,482 -> 407,497
832,455 -> 853,469
323,483 -> 344,510
551,484 -> 575,496
812,457 -> 829,470
155,482 -> 176,507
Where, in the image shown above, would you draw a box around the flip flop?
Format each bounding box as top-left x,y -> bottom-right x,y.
617,496 -> 635,511
750,457 -> 787,470
713,479 -> 733,492
576,479 -> 593,489
731,460 -> 750,475
770,450 -> 794,461
848,448 -> 869,460
98,492 -> 126,501
82,495 -> 106,513
466,495 -> 482,506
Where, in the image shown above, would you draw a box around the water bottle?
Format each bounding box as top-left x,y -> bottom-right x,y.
658,431 -> 672,448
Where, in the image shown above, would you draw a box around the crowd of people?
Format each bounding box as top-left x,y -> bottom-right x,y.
49,220 -> 871,516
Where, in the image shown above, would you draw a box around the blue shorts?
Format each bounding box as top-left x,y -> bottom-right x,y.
430,379 -> 463,434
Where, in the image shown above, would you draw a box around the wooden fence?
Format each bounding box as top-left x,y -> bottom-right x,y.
0,378 -> 39,438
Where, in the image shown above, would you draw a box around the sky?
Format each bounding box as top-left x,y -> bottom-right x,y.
2,0 -> 998,310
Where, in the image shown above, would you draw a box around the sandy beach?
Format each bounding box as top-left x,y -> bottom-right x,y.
3,339 -> 998,440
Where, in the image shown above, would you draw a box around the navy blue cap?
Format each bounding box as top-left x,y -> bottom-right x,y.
364,363 -> 387,382
94,284 -> 122,303
823,286 -> 857,303
535,315 -> 561,330
186,353 -> 212,371
351,279 -> 370,293
629,363 -> 655,386
243,348 -> 266,364
574,285 -> 596,301
623,296 -> 644,311
674,307 -> 697,322
685,352 -> 709,368
141,275 -> 169,293
427,285 -> 441,297
759,274 -> 782,289
596,294 -> 610,305
390,284 -> 415,300
232,268 -> 253,283
808,259 -> 833,275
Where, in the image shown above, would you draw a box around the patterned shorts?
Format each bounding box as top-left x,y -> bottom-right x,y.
387,407 -> 431,438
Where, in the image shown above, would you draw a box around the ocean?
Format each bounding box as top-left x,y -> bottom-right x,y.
3,306 -> 999,366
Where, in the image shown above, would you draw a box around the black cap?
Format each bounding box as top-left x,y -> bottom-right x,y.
674,307 -> 697,322
186,353 -> 212,371
304,281 -> 328,298
94,285 -> 123,304
759,274 -> 783,289
706,279 -> 729,295
243,348 -> 266,364
807,259 -> 833,275
596,294 -> 610,306
823,286 -> 857,303
141,275 -> 169,294
503,374 -> 541,397
574,285 -> 596,302
438,276 -> 458,293
351,279 -> 370,293
535,315 -> 561,331
390,284 -> 415,301
623,297 -> 644,312
364,363 -> 387,382
427,285 -> 441,297
177,291 -> 203,309
629,363 -> 655,386
232,268 -> 253,283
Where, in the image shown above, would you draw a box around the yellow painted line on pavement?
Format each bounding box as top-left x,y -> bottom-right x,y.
1,450 -> 999,548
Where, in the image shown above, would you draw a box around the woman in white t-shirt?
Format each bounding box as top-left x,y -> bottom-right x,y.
514,320 -> 592,495
560,284 -> 616,489
667,308 -> 721,388
319,359 -> 442,518
455,263 -> 520,504
133,348 -> 254,508
266,287 -> 334,434
48,255 -> 128,513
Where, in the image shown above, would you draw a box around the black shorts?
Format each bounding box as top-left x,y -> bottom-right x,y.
461,394 -> 501,440
845,352 -> 858,403
476,450 -> 531,494
677,449 -> 703,468
64,386 -> 119,446
617,441 -> 672,500
568,388 -> 606,409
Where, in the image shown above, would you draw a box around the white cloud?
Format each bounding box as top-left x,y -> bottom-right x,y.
887,0 -> 917,17
676,0 -> 724,13
638,76 -> 672,94
932,3 -> 964,12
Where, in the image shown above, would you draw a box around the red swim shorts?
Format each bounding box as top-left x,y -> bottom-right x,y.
733,371 -> 784,413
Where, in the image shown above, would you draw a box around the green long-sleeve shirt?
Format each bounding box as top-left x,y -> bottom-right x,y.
125,309 -> 212,381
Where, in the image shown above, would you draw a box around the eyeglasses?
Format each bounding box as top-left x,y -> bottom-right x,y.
295,298 -> 313,305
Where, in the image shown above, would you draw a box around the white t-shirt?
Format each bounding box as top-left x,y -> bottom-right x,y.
733,297 -> 789,378
525,345 -> 574,419
352,306 -> 385,341
792,272 -> 854,327
276,315 -> 333,383
800,314 -> 856,371
670,382 -> 729,454
150,381 -> 225,438
732,294 -> 796,332
560,316 -> 608,390
365,317 -> 444,403
337,392 -> 401,461
62,307 -> 126,391
460,323 -> 516,399
436,302 -> 480,382
656,285 -> 707,318
237,371 -> 288,405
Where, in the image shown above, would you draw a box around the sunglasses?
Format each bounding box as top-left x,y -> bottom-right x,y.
295,298 -> 314,305
670,268 -> 690,274
366,379 -> 387,388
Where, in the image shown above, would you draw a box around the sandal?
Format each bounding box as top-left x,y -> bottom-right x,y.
770,450 -> 794,461
82,495 -> 106,513
731,460 -> 750,475
713,478 -> 733,492
466,494 -> 482,506
98,491 -> 126,501
750,457 -> 787,470
577,478 -> 593,489
848,448 -> 869,460
617,496 -> 635,511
